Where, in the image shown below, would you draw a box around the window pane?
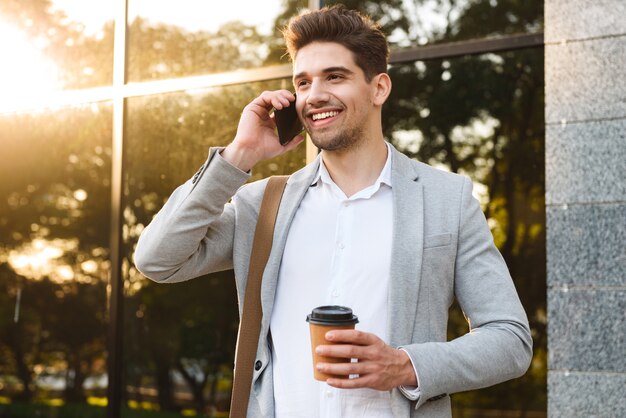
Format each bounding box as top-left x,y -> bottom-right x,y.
128,0 -> 309,82
123,80 -> 306,416
0,103 -> 112,416
325,0 -> 543,49
0,0 -> 114,101
385,48 -> 546,416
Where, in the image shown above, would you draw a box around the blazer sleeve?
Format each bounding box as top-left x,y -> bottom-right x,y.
401,176 -> 533,410
134,147 -> 251,283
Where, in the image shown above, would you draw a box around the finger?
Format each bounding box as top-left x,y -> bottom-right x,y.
282,134 -> 306,151
325,329 -> 379,345
316,360 -> 377,377
256,90 -> 294,110
326,374 -> 374,389
274,90 -> 296,109
277,89 -> 296,103
316,343 -> 368,360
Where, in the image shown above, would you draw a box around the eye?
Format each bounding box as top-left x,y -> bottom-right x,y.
295,79 -> 310,90
328,73 -> 343,81
295,80 -> 310,91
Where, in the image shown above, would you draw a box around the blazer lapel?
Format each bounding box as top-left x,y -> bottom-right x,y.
259,156 -> 321,334
388,148 -> 424,348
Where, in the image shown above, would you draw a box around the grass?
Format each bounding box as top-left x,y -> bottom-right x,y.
0,402 -> 225,418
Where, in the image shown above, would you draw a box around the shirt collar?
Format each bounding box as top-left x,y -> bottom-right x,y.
310,142 -> 393,190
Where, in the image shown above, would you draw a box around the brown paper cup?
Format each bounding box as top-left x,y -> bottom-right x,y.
309,322 -> 355,381
306,306 -> 359,381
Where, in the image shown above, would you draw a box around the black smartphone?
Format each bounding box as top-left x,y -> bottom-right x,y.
274,96 -> 303,145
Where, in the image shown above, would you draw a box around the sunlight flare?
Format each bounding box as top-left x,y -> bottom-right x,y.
0,18 -> 62,113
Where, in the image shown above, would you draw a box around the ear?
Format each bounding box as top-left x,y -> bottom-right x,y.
372,73 -> 392,106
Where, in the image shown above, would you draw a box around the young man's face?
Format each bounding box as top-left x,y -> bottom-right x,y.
292,41 -> 381,152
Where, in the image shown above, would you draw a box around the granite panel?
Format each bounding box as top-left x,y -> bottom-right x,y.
545,36 -> 626,123
548,288 -> 626,372
546,119 -> 626,205
545,0 -> 626,42
547,203 -> 626,286
548,371 -> 626,417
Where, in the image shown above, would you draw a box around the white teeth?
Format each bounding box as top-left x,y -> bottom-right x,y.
312,111 -> 339,121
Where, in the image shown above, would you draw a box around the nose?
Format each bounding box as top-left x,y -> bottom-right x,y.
305,80 -> 330,107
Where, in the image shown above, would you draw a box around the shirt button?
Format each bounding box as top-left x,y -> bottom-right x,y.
331,290 -> 339,298
254,360 -> 262,371
343,202 -> 350,207
326,390 -> 333,398
339,243 -> 345,250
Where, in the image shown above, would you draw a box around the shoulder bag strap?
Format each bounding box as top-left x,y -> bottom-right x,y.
229,175 -> 289,417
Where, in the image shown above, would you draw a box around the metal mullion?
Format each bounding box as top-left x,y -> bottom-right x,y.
390,32 -> 544,63
122,64 -> 292,98
310,0 -> 324,10
0,66 -> 294,115
0,87 -> 115,115
106,0 -> 128,417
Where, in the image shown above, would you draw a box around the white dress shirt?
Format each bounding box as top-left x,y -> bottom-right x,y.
270,143 -> 416,417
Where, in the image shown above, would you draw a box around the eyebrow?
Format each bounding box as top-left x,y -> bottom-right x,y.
293,66 -> 355,81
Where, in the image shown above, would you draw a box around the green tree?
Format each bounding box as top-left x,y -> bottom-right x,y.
0,103 -> 112,404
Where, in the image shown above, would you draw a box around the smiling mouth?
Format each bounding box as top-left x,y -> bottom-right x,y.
311,111 -> 340,121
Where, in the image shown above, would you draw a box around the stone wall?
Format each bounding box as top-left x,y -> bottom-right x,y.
545,1 -> 626,416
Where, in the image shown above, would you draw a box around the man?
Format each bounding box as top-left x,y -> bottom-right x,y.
134,5 -> 532,417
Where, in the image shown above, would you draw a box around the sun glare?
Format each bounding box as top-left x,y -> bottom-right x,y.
7,238 -> 77,283
0,19 -> 62,113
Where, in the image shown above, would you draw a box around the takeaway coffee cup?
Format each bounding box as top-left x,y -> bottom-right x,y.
306,305 -> 359,381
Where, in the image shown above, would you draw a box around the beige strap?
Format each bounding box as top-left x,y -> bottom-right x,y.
229,175 -> 288,417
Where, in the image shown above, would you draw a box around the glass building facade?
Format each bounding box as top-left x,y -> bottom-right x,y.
0,1 -> 545,417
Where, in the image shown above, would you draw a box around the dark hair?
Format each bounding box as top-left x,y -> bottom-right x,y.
282,5 -> 389,81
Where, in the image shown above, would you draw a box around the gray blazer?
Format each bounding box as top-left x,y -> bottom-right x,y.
134,144 -> 532,418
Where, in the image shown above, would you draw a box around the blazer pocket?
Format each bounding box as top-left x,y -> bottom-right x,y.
424,233 -> 452,249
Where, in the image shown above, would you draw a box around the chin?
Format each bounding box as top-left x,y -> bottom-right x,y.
312,136 -> 357,152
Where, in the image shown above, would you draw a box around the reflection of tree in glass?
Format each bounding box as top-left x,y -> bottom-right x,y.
128,18 -> 276,81
0,104 -> 112,405
325,0 -> 542,47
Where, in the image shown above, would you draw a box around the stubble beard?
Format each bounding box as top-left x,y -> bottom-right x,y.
310,123 -> 363,152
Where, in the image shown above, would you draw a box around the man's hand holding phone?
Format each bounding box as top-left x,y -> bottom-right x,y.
222,90 -> 305,172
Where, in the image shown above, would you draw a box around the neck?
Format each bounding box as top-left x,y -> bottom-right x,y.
321,137 -> 388,198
